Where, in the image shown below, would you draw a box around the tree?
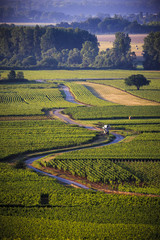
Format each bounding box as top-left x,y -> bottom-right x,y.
113,32 -> 131,56
125,74 -> 150,90
8,70 -> 16,80
143,32 -> 160,70
38,57 -> 58,69
67,48 -> 82,65
81,41 -> 99,67
16,71 -> 24,79
22,56 -> 37,66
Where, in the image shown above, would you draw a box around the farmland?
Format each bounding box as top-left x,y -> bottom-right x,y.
87,78 -> 160,102
64,105 -> 160,120
0,83 -> 76,116
0,69 -> 160,239
1,69 -> 160,80
0,120 -> 98,160
0,163 -> 160,239
97,34 -> 147,61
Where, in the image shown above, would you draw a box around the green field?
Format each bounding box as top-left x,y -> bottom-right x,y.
66,82 -> 114,106
0,70 -> 160,239
0,120 -> 98,160
0,83 -> 76,116
1,69 -> 160,80
0,163 -> 160,240
64,105 -> 160,120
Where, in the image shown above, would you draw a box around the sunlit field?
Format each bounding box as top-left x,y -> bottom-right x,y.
0,68 -> 160,240
97,34 -> 147,61
1,69 -> 160,80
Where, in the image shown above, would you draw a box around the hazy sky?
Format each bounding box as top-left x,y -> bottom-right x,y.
1,0 -> 160,15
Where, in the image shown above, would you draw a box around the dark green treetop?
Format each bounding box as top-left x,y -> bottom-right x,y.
143,32 -> 160,70
125,74 -> 150,90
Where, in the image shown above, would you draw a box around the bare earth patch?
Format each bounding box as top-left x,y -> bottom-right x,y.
78,82 -> 160,106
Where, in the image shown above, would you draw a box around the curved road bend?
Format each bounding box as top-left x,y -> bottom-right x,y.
26,85 -> 124,189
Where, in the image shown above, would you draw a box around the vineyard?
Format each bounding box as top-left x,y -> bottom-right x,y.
64,105 -> 160,120
1,69 -> 160,80
44,130 -> 160,195
65,82 -> 114,106
0,120 -> 98,160
0,163 -> 160,239
39,115 -> 160,194
0,83 -> 76,116
0,70 -> 160,239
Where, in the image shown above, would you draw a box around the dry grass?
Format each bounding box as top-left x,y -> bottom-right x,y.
78,81 -> 160,106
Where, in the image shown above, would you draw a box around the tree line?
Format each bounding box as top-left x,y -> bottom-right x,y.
0,25 -> 98,69
0,25 -> 159,70
57,17 -> 160,34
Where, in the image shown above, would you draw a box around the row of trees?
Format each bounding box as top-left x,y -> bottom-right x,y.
0,25 -> 98,69
0,70 -> 29,83
57,17 -> 160,34
0,25 -> 159,70
0,25 -> 136,70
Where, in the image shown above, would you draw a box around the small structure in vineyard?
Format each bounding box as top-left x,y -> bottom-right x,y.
102,125 -> 111,134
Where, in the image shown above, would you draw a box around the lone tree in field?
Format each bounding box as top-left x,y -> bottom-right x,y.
125,74 -> 150,90
7,70 -> 16,80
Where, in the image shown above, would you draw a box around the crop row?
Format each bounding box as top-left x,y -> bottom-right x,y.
117,161 -> 160,194
0,85 -> 77,116
47,158 -> 139,184
53,135 -> 160,160
64,105 -> 160,120
0,161 -> 159,239
66,82 -> 114,106
0,120 -> 98,159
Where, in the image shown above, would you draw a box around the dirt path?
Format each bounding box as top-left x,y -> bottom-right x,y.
77,81 -> 160,105
25,86 -> 124,190
25,85 -> 159,197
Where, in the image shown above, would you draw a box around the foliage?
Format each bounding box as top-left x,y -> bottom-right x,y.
0,25 -> 98,69
94,32 -> 137,69
57,16 -> 160,34
7,70 -> 16,79
80,41 -> 99,67
125,74 -> 150,90
143,32 -> 160,70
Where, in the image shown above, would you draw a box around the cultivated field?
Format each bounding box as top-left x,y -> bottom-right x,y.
0,70 -> 160,239
77,81 -> 160,105
1,69 -> 160,80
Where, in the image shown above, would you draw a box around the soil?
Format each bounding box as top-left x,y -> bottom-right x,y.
36,165 -> 160,198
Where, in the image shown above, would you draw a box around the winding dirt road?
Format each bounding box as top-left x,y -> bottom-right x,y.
25,85 -> 124,189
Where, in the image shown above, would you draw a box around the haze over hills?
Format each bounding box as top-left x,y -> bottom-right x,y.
1,0 -> 160,16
